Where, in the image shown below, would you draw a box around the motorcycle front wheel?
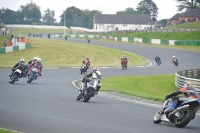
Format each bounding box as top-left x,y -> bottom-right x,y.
153,107 -> 163,124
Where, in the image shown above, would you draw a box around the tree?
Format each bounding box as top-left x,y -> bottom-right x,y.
82,9 -> 101,28
0,8 -> 20,24
157,19 -> 168,27
116,7 -> 137,14
42,8 -> 56,25
175,0 -> 200,11
20,2 -> 41,25
136,0 -> 158,21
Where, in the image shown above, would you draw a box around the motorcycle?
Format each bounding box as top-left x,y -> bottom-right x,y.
153,97 -> 200,128
173,59 -> 179,66
121,61 -> 128,70
80,64 -> 87,74
9,69 -> 23,84
76,79 -> 101,102
65,36 -> 67,40
27,67 -> 39,83
87,38 -> 90,43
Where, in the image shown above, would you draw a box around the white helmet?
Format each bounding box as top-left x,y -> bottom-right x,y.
34,57 -> 37,61
37,58 -> 42,62
93,66 -> 99,71
173,56 -> 175,58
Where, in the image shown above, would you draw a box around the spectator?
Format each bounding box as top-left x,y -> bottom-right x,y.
3,39 -> 7,47
11,34 -> 14,40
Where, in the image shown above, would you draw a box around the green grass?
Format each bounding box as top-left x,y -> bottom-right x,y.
0,128 -> 20,133
101,75 -> 177,101
0,35 -> 11,47
105,31 -> 200,40
0,38 -> 148,68
164,21 -> 200,29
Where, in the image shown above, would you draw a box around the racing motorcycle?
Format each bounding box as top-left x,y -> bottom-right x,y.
9,69 -> 23,84
173,59 -> 179,66
153,97 -> 200,128
76,79 -> 101,102
27,67 -> 39,83
80,64 -> 87,74
121,61 -> 128,70
87,38 -> 90,43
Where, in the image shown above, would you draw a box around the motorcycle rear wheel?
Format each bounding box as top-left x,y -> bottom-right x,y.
174,108 -> 193,128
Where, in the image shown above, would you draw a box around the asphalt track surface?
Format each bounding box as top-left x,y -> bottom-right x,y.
0,38 -> 200,133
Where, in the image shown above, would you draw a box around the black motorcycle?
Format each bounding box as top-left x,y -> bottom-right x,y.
9,68 -> 23,84
153,97 -> 200,128
80,64 -> 87,74
87,38 -> 90,43
77,79 -> 101,102
173,59 -> 179,66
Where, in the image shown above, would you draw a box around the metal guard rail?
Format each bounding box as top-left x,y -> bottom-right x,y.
175,69 -> 200,93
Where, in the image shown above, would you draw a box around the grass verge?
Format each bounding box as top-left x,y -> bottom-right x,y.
164,21 -> 200,29
0,128 -> 20,133
105,31 -> 200,40
0,38 -> 148,68
101,74 -> 177,102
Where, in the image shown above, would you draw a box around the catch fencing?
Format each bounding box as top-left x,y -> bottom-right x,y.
175,69 -> 200,93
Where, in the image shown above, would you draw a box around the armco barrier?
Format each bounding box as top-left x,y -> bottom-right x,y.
175,69 -> 200,93
52,34 -> 200,46
0,43 -> 31,54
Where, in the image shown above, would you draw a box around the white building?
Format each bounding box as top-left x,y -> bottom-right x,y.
93,14 -> 156,31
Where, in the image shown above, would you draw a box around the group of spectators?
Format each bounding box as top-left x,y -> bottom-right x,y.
170,17 -> 199,25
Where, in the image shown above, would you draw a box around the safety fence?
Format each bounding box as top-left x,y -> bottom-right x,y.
0,43 -> 31,54
52,34 -> 200,46
175,69 -> 200,93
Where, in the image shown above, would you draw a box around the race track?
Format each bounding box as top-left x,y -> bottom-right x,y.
0,38 -> 200,133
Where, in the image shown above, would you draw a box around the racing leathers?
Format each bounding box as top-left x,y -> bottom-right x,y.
11,61 -> 27,78
83,59 -> 90,73
29,61 -> 43,80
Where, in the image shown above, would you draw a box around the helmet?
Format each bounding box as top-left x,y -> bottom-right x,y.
86,57 -> 89,60
173,56 -> 175,58
122,55 -> 125,58
93,66 -> 99,71
34,57 -> 37,61
20,58 -> 25,62
37,58 -> 42,62
184,82 -> 193,88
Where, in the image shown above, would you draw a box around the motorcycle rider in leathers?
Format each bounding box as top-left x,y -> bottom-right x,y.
164,82 -> 199,122
29,58 -> 43,80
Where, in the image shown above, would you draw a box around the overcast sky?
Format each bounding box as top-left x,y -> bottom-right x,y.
0,0 -> 182,21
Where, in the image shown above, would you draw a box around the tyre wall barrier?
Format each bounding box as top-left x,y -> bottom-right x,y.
0,43 -> 31,54
52,34 -> 200,46
175,69 -> 200,93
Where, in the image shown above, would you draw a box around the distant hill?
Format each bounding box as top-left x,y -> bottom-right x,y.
164,21 -> 200,29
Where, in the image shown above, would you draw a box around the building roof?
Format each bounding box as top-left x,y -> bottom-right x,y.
180,9 -> 200,17
169,13 -> 182,20
94,14 -> 155,25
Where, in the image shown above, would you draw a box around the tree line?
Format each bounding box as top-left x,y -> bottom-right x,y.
0,0 -> 199,28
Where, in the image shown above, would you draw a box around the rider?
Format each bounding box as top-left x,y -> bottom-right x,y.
28,57 -> 37,65
79,66 -> 102,95
10,58 -> 27,79
164,82 -> 199,122
87,37 -> 90,42
121,55 -> 128,66
155,56 -> 161,65
29,58 -> 43,80
172,56 -> 178,64
82,57 -> 90,73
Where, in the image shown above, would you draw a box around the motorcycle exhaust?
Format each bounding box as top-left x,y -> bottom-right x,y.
170,105 -> 189,116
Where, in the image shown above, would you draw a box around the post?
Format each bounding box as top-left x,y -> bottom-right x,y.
64,11 -> 65,34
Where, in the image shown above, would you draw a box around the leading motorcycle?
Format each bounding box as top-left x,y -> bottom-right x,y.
153,97 -> 200,128
173,59 -> 179,66
80,64 -> 87,74
121,61 -> 128,70
76,79 -> 101,102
